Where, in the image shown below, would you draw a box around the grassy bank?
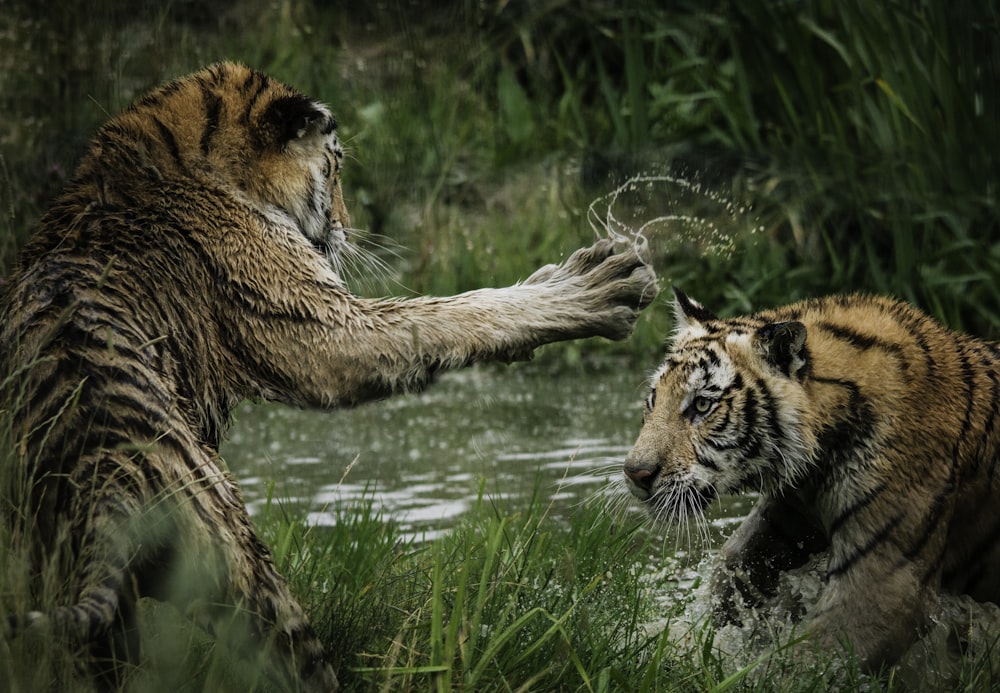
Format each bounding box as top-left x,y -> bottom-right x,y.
2,484 -> 995,691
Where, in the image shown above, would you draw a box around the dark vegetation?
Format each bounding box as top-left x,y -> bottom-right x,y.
3,1 -> 997,341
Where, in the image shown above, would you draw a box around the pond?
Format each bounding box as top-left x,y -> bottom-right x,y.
222,362 -> 752,542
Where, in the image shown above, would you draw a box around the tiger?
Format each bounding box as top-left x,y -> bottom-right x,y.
0,61 -> 658,691
623,287 -> 1000,672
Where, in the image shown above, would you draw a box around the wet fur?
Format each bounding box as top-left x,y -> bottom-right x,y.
0,62 -> 658,690
625,288 -> 1000,670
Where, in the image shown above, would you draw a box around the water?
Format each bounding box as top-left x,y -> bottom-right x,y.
222,365 -> 655,540
222,171 -> 762,543
586,173 -> 764,259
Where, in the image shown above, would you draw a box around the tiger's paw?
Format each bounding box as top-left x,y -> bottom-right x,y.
524,238 -> 659,341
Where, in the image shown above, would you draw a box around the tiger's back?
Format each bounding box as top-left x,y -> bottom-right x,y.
625,289 -> 1000,669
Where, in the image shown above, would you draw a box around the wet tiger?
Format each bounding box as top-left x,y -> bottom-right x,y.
623,287 -> 1000,671
0,61 -> 658,690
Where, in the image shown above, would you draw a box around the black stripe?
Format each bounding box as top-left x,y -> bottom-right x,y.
811,376 -> 876,476
904,355 -> 971,564
206,62 -> 227,84
702,385 -> 755,455
755,378 -> 784,444
200,85 -> 223,155
695,453 -> 720,471
699,349 -> 721,372
20,366 -> 76,416
152,116 -> 183,169
242,72 -> 271,125
737,384 -> 763,459
827,512 -> 904,578
828,480 -> 888,535
971,364 -> 1000,477
136,78 -> 184,110
817,322 -> 906,358
708,402 -> 733,438
957,350 -> 977,441
75,429 -> 133,461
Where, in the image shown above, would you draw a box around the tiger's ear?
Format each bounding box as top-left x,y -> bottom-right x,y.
672,287 -> 717,330
755,321 -> 809,378
262,95 -> 335,147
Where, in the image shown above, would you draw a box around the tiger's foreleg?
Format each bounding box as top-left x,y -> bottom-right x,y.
805,561 -> 932,670
228,239 -> 658,409
711,496 -> 826,625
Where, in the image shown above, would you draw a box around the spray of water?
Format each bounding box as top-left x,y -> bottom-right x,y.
585,173 -> 765,260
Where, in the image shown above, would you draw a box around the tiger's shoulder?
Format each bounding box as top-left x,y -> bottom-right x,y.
762,293 -> 997,383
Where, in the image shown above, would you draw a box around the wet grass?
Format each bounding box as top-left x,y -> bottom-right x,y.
5,483 -> 995,691
211,490 -> 1000,692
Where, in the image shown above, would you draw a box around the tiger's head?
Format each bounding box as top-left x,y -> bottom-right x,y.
623,288 -> 818,525
77,61 -> 350,269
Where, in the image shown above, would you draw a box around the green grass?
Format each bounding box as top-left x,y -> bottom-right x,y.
5,480 -> 993,691
4,0 -> 996,345
261,487 -> 1000,692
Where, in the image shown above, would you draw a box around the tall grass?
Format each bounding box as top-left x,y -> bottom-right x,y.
267,484 -> 999,692
5,0 -> 995,345
2,472 -> 998,690
478,0 -> 999,333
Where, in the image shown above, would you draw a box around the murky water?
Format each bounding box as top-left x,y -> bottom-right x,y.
222,172 -> 763,541
223,365 -> 664,539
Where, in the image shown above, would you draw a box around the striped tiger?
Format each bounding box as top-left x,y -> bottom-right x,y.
624,287 -> 1000,671
0,61 -> 657,690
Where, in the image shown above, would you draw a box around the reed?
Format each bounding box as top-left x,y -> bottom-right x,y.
3,1 -> 995,345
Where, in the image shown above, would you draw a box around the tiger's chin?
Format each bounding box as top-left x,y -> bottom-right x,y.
628,481 -> 717,526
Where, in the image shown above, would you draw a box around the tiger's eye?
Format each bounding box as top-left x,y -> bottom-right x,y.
693,396 -> 712,414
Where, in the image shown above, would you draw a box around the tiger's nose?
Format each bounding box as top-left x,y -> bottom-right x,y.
623,457 -> 660,496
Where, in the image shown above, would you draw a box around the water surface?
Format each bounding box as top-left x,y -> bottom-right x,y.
223,364 -> 656,539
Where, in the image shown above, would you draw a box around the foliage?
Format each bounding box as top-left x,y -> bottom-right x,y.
3,0 -> 997,349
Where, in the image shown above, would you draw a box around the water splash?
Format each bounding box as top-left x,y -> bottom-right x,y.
586,173 -> 765,259
646,546 -> 1000,686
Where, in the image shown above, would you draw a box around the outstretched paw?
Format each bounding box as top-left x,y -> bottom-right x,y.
524,238 -> 659,341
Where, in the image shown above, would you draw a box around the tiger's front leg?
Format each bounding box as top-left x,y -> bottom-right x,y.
804,561 -> 931,670
222,238 -> 658,409
711,496 -> 826,625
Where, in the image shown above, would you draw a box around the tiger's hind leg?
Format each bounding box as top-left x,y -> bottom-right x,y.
175,503 -> 339,692
19,486 -> 151,689
88,589 -> 141,690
